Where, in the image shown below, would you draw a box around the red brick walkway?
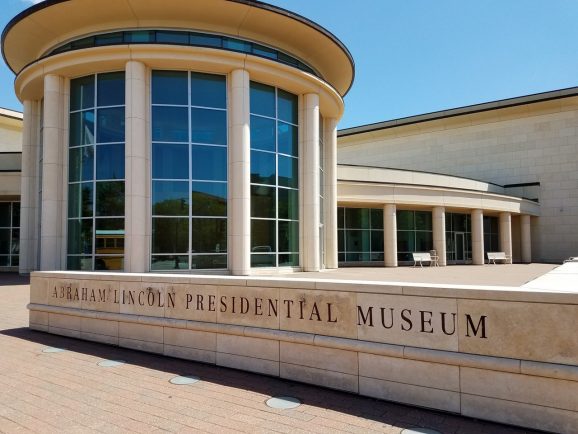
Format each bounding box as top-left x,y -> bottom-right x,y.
0,275 -> 537,433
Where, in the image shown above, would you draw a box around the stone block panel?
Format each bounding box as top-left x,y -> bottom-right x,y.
280,342 -> 357,375
217,334 -> 279,361
280,362 -> 358,393
216,353 -> 279,376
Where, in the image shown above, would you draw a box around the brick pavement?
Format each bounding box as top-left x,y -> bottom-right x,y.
0,274 -> 540,434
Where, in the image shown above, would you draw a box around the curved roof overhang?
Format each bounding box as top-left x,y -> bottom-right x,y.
2,0 -> 355,96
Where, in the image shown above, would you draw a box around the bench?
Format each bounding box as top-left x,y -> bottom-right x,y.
412,252 -> 433,267
487,252 -> 511,264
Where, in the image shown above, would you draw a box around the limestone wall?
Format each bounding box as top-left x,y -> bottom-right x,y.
338,98 -> 578,263
29,271 -> 578,432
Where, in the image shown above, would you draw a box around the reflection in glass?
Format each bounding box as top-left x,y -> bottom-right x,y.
190,109 -> 227,145
251,220 -> 276,252
69,111 -> 95,147
191,145 -> 227,181
278,122 -> 298,156
152,71 -> 188,105
250,151 -> 275,185
277,89 -> 298,124
191,182 -> 227,217
191,255 -> 227,269
191,218 -> 227,253
96,107 -> 125,143
278,189 -> 298,220
152,218 -> 189,253
69,146 -> 94,182
97,72 -> 125,106
0,229 -> 9,254
250,116 -> 275,152
251,186 -> 276,218
96,181 -> 124,216
153,181 -> 189,216
67,256 -> 92,271
152,106 -> 188,142
152,143 -> 188,179
151,255 -> 189,271
278,221 -> 298,253
156,31 -> 189,45
70,75 -> 95,111
67,219 -> 93,254
278,156 -> 298,188
96,143 -> 124,180
250,82 -> 275,117
191,73 -> 226,109
68,182 -> 93,218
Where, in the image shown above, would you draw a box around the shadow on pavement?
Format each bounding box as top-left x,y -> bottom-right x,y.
0,326 -> 533,434
0,273 -> 30,286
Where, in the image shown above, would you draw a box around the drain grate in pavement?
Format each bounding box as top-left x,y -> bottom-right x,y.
266,396 -> 301,409
401,428 -> 443,434
169,375 -> 200,385
97,360 -> 126,367
41,347 -> 66,353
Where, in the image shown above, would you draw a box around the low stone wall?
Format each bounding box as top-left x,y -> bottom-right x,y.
29,271 -> 578,432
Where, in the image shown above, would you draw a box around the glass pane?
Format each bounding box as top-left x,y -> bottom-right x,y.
251,219 -> 276,252
338,253 -> 345,262
71,37 -> 94,50
96,181 -> 124,216
191,145 -> 227,181
96,143 -> 124,180
0,229 -> 9,254
0,256 -> 8,266
0,203 -> 9,226
67,256 -> 92,271
191,254 -> 227,270
338,229 -> 345,251
67,219 -> 93,254
346,252 -> 370,262
453,214 -> 467,232
95,218 -> 124,255
152,218 -> 189,253
156,31 -> 189,45
397,231 -> 415,253
345,208 -> 370,229
338,208 -> 345,229
397,252 -> 412,262
251,185 -> 275,218
191,218 -> 227,253
69,145 -> 94,182
152,255 -> 189,271
95,256 -> 123,271
252,44 -> 277,59
251,150 -> 276,185
11,203 -> 20,227
152,181 -> 189,216
277,89 -> 298,124
278,220 -> 298,253
191,182 -> 227,217
397,211 -> 414,230
96,107 -> 125,143
70,75 -> 95,111
11,253 -> 19,267
279,254 -> 299,267
415,231 -> 433,252
371,231 -> 384,253
250,116 -> 275,152
251,254 -> 275,268
346,230 -> 370,252
191,73 -> 226,109
69,111 -> 95,147
125,30 -> 155,43
152,106 -> 188,142
278,155 -> 297,188
190,33 -> 222,47
191,108 -> 227,145
97,72 -> 125,106
152,143 -> 188,179
277,122 -> 298,156
483,217 -> 490,232
68,182 -> 93,218
371,209 -> 383,229
223,38 -> 251,53
278,189 -> 298,220
152,71 -> 188,105
370,252 -> 384,262
415,211 -> 432,230
250,82 -> 275,117
96,33 -> 123,46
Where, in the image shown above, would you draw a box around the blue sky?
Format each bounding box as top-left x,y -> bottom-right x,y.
2,0 -> 578,129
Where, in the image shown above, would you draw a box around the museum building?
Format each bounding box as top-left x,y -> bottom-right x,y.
1,0 -> 577,275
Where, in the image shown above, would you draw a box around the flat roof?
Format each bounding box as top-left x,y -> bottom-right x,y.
339,86 -> 578,138
0,107 -> 23,120
2,0 -> 354,96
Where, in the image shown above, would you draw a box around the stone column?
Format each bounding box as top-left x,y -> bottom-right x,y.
432,206 -> 446,266
521,214 -> 532,263
471,209 -> 485,265
384,204 -> 397,267
40,74 -> 65,271
323,117 -> 338,269
499,212 -> 513,263
228,69 -> 251,275
19,100 -> 40,274
302,93 -> 320,272
125,61 -> 148,272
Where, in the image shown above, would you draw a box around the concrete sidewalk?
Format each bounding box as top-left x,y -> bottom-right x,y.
0,275 -> 537,434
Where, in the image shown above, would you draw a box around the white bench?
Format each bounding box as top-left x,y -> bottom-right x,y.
412,252 -> 432,267
487,252 -> 511,264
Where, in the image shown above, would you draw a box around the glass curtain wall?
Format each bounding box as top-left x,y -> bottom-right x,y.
151,71 -> 227,271
337,207 -> 384,264
250,82 -> 299,267
68,73 -> 125,271
0,201 -> 20,267
446,212 -> 472,262
483,216 -> 499,253
397,210 -> 433,262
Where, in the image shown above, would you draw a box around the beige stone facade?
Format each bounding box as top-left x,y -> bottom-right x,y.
338,93 -> 578,263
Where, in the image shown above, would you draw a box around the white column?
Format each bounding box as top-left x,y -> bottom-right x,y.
302,93 -> 320,272
521,214 -> 532,263
228,69 -> 251,275
471,209 -> 484,265
499,212 -> 513,263
125,61 -> 148,272
19,100 -> 39,274
384,204 -> 397,267
432,206 -> 446,266
40,74 -> 64,271
323,117 -> 338,270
